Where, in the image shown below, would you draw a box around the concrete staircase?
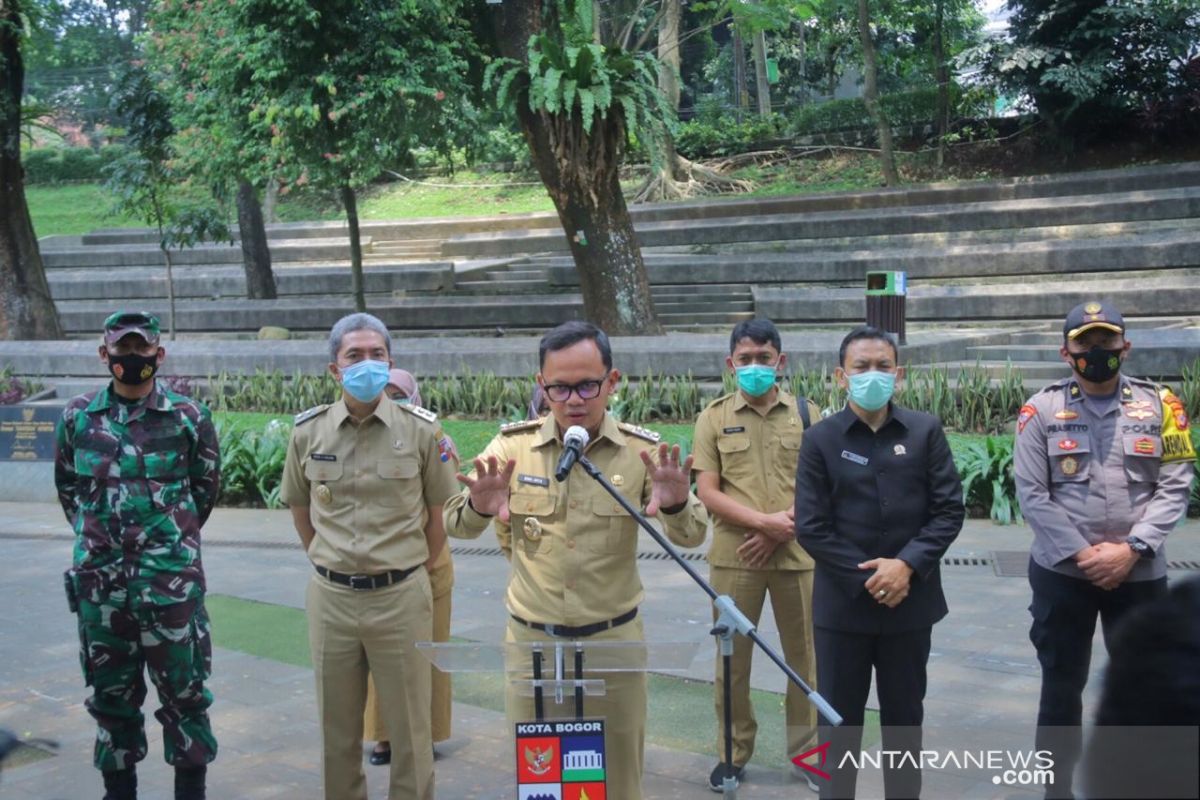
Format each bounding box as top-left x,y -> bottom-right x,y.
26,162 -> 1200,384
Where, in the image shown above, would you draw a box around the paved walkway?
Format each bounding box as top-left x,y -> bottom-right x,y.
1,502 -> 1198,799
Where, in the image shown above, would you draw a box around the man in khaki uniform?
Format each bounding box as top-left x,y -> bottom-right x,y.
443,321 -> 708,800
692,319 -> 820,793
281,314 -> 459,800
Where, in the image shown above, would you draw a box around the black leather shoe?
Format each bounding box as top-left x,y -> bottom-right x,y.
368,747 -> 391,766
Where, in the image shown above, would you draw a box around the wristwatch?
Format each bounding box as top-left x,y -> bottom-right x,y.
1125,536 -> 1153,559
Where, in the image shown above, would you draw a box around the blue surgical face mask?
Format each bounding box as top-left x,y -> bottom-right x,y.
340,359 -> 390,403
735,364 -> 779,398
847,370 -> 895,411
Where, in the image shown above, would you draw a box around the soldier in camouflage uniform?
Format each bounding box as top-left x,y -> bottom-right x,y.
54,311 -> 220,800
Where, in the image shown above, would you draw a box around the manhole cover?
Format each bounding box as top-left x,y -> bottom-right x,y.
991,550 -> 1030,578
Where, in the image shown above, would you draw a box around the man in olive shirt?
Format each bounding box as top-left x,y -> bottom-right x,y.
443,321 -> 708,800
281,313 -> 459,800
692,319 -> 820,793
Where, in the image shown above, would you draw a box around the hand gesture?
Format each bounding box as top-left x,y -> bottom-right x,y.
737,531 -> 780,568
1077,541 -> 1138,590
860,557 -> 914,608
640,442 -> 693,516
457,455 -> 515,523
758,507 -> 796,543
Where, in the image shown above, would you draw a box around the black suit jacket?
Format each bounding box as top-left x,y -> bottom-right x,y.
794,405 -> 964,634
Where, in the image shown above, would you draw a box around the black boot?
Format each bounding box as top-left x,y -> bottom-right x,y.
175,765 -> 207,800
101,767 -> 137,800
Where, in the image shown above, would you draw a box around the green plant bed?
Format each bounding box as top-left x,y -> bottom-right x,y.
25,183 -> 139,237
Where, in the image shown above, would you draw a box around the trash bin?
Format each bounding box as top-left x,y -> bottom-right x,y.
865,270 -> 907,345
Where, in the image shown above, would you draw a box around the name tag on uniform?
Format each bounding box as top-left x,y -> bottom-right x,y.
722,426 -> 746,434
841,450 -> 869,466
311,453 -> 337,462
518,474 -> 550,487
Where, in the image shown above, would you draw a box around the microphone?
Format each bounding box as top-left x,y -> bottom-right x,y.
555,426 -> 590,482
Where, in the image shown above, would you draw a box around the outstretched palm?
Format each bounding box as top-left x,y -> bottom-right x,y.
457,455 -> 516,522
640,443 -> 692,516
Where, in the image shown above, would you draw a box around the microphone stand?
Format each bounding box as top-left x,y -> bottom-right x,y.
572,455 -> 842,798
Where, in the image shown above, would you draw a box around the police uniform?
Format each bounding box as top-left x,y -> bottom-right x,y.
280,398 -> 459,800
1014,374 -> 1195,796
54,379 -> 221,774
443,413 -> 708,800
691,389 -> 819,770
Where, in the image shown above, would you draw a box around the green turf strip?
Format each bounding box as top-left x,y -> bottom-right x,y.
205,593 -> 879,769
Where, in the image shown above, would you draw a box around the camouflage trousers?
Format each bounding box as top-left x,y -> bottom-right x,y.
76,594 -> 217,771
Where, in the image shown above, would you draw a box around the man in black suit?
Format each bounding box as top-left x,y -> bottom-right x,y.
795,325 -> 965,799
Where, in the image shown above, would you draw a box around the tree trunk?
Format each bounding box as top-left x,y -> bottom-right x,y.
732,29 -> 750,119
340,184 -> 366,313
0,0 -> 63,340
933,0 -> 950,168
492,0 -> 661,335
796,18 -> 808,106
263,177 -> 280,223
160,245 -> 177,341
236,179 -> 277,299
752,31 -> 772,118
856,0 -> 900,186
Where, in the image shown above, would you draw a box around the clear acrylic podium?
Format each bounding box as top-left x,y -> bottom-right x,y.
417,638 -> 700,720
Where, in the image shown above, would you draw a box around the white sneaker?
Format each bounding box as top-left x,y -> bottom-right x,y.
791,762 -> 821,793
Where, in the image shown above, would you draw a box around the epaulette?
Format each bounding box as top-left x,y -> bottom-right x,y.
619,422 -> 661,443
294,404 -> 330,426
399,404 -> 438,424
705,392 -> 735,409
500,419 -> 541,436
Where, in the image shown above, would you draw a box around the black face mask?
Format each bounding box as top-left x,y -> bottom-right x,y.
107,352 -> 159,386
1069,345 -> 1123,383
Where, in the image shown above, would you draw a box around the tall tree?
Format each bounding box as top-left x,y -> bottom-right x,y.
220,0 -> 471,313
149,0 -> 277,299
855,0 -> 899,185
1,0 -> 63,340
486,0 -> 668,334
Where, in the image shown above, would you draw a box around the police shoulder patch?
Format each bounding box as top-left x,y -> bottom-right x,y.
294,404 -> 330,426
500,419 -> 542,436
399,403 -> 438,424
619,422 -> 661,443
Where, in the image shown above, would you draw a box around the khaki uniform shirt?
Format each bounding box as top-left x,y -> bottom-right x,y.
692,390 -> 817,570
280,398 -> 459,575
443,413 -> 708,626
1014,376 -> 1196,581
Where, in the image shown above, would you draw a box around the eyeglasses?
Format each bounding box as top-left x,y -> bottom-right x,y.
542,378 -> 606,403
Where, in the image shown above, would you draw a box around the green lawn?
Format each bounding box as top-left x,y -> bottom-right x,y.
205,593 -> 879,770
24,153 -> 916,238
27,183 -> 138,237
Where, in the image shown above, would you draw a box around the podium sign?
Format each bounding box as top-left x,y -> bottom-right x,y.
516,718 -> 607,800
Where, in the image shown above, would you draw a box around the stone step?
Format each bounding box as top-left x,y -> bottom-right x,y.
483,269 -> 547,281
45,263 -> 454,301
654,299 -> 756,314
452,279 -> 557,292
661,311 -> 758,327
445,187 -> 1200,257
926,360 -> 1072,380
75,161 -> 1200,246
41,238 -> 368,269
545,230 -> 1200,287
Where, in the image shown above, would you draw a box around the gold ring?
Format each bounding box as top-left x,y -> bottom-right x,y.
878,590 -> 887,597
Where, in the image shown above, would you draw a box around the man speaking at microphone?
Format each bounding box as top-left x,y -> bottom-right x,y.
443,320 -> 708,799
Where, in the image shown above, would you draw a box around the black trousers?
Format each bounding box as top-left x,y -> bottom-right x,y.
815,625 -> 931,800
1028,559 -> 1167,798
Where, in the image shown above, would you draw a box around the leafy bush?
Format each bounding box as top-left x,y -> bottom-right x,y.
675,113 -> 786,159
789,85 -> 990,137
954,436 -> 1021,525
207,370 -> 339,415
22,146 -> 128,183
0,366 -> 42,405
216,419 -> 289,508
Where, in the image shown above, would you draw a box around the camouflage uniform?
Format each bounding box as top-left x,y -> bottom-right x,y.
54,380 -> 221,772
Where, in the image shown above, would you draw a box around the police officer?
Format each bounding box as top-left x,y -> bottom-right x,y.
1014,301 -> 1195,798
54,311 -> 220,800
443,321 -> 708,800
363,369 -> 457,766
280,314 -> 459,800
691,319 -> 820,793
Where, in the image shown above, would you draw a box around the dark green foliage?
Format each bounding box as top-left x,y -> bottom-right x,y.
954,435 -> 1021,525
675,114 -> 785,159
790,85 -> 991,136
215,419 -> 289,509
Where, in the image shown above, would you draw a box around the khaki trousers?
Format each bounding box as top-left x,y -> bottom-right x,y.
364,556 -> 454,743
307,570 -> 433,800
505,615 -> 648,800
710,566 -> 818,768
